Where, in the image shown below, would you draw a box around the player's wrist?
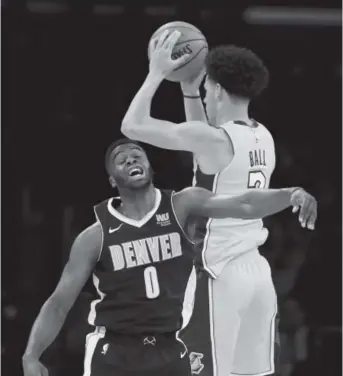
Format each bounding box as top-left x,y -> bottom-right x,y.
183,94 -> 201,99
147,70 -> 166,83
182,89 -> 201,99
23,352 -> 40,361
285,187 -> 303,203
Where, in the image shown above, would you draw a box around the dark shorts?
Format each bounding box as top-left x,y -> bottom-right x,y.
84,327 -> 191,376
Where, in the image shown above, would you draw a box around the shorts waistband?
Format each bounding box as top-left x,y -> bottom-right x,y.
94,326 -> 176,345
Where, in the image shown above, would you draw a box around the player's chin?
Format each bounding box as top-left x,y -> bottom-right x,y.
127,175 -> 151,188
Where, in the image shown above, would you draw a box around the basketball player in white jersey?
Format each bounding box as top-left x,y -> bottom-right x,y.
121,30 -> 317,376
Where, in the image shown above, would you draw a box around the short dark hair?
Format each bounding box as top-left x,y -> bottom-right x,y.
105,138 -> 142,173
205,45 -> 269,100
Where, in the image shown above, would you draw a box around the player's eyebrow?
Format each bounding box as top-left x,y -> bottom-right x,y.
112,146 -> 143,161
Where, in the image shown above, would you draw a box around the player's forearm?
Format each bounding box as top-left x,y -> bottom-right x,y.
23,297 -> 69,359
208,188 -> 296,219
121,72 -> 164,136
182,91 -> 208,123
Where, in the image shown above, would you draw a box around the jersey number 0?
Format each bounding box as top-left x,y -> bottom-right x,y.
144,266 -> 160,299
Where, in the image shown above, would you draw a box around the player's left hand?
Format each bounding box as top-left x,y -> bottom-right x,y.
149,30 -> 191,78
290,188 -> 317,230
180,68 -> 206,94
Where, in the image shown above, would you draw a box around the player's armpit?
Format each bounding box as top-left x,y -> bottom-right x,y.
175,187 -> 298,220
23,222 -> 101,360
122,118 -> 227,153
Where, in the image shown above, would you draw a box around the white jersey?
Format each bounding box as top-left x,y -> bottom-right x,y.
193,120 -> 276,278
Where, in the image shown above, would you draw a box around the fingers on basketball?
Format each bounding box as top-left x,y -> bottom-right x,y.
163,30 -> 181,50
156,29 -> 170,49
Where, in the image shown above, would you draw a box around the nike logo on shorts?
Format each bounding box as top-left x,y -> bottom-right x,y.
109,224 -> 123,233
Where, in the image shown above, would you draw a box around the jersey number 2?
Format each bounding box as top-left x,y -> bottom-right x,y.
248,171 -> 267,188
144,266 -> 160,299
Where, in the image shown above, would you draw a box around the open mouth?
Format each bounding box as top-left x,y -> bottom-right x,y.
128,166 -> 144,177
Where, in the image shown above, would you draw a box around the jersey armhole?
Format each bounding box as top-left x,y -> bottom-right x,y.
93,208 -> 104,262
219,126 -> 236,172
170,191 -> 195,245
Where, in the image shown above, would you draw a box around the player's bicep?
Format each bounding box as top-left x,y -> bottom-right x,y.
124,119 -> 227,153
50,222 -> 101,312
123,118 -> 187,151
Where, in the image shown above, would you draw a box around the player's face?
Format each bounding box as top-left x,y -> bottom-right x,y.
108,144 -> 152,189
204,76 -> 218,126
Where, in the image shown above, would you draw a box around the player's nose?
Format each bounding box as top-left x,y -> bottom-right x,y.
126,156 -> 137,165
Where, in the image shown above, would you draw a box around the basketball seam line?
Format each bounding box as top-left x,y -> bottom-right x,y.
173,46 -> 209,72
175,38 -> 207,46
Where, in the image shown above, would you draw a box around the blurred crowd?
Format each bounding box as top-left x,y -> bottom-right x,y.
3,4 -> 341,376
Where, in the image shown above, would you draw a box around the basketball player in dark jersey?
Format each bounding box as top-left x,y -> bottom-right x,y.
22,139 -> 316,376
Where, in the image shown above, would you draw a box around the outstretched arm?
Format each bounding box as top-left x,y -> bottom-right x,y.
121,30 -> 226,153
174,187 -> 317,229
22,222 -> 101,373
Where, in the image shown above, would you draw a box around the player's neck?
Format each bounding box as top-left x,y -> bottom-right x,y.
216,103 -> 250,126
118,184 -> 157,220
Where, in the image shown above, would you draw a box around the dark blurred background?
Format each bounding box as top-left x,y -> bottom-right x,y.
2,1 -> 342,375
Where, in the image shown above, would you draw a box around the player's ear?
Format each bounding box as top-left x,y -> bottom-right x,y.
214,83 -> 222,100
108,176 -> 117,188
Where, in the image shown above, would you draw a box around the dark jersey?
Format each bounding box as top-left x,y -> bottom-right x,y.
88,189 -> 194,335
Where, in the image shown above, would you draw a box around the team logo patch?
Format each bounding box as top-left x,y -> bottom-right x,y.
190,352 -> 204,374
101,343 -> 109,355
156,213 -> 171,226
143,336 -> 156,346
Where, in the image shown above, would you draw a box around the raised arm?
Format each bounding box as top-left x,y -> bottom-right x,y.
173,187 -> 317,230
180,69 -> 208,123
121,30 -> 226,153
22,222 -> 101,376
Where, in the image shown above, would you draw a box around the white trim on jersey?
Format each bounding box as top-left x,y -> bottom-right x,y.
93,210 -> 104,262
107,188 -> 161,228
177,266 -> 197,359
208,278 -> 219,376
170,191 -> 195,245
83,326 -> 106,376
199,171 -> 221,279
88,274 -> 106,326
181,266 -> 197,330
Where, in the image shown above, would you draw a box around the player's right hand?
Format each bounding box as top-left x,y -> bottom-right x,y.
149,30 -> 191,78
290,188 -> 317,230
22,355 -> 48,376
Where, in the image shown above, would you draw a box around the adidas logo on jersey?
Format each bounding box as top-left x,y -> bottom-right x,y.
108,232 -> 183,271
156,212 -> 171,227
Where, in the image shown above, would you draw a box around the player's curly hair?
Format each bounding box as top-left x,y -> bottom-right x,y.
205,45 -> 269,100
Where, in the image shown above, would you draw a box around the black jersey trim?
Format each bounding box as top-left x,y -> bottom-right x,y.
106,189 -> 162,228
171,191 -> 195,245
93,209 -> 104,262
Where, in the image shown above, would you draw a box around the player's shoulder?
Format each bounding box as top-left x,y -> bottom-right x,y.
73,222 -> 102,257
181,120 -> 229,144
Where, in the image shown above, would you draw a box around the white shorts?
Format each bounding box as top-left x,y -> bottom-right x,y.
181,249 -> 277,376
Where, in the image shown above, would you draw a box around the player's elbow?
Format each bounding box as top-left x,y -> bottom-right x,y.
121,121 -> 140,139
239,203 -> 260,219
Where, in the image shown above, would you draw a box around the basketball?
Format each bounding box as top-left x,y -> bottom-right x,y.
148,21 -> 208,82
